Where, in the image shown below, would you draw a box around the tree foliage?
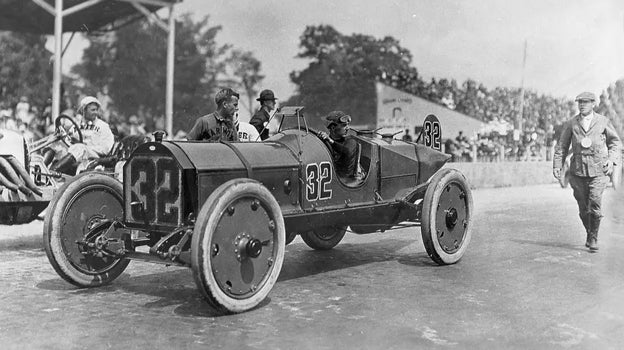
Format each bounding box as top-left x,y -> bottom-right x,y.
286,25 -> 589,137
222,49 -> 264,115
73,14 -> 233,132
597,79 -> 624,138
286,25 -> 422,128
0,32 -> 52,108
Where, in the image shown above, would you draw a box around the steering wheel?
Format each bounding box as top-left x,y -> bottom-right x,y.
55,114 -> 83,147
353,128 -> 403,141
353,127 -> 382,137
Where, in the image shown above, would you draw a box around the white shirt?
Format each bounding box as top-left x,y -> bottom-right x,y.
581,111 -> 594,131
81,118 -> 115,156
237,122 -> 261,142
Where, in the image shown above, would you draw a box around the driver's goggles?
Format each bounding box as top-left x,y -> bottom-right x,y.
338,115 -> 351,123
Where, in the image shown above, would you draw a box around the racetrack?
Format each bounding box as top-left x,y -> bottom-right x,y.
1,184 -> 623,349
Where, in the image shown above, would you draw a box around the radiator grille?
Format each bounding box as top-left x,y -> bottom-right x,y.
124,155 -> 182,227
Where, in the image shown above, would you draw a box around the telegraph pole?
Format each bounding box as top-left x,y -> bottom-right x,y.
518,39 -> 527,133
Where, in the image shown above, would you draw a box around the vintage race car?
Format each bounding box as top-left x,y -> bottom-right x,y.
0,118 -> 71,225
0,115 -> 148,225
44,107 -> 474,314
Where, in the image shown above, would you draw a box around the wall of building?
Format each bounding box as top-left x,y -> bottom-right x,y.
375,82 -> 483,141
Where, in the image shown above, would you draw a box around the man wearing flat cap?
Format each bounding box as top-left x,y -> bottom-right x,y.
249,89 -> 277,141
553,91 -> 622,251
318,111 -> 359,179
187,88 -> 240,142
51,96 -> 115,175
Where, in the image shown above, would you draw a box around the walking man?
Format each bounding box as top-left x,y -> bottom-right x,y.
553,91 -> 621,251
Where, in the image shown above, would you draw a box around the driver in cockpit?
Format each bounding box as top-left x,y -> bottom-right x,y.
318,111 -> 359,179
51,96 -> 115,175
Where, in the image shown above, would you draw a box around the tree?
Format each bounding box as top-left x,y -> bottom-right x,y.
73,14 -> 230,132
0,32 -> 53,109
222,49 -> 264,115
287,25 -> 423,129
597,80 -> 624,137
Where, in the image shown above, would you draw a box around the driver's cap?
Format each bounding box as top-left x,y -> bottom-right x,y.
325,110 -> 351,128
77,96 -> 101,114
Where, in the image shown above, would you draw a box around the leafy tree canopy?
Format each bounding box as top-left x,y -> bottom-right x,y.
286,25 -> 594,137
220,49 -> 264,115
0,32 -> 52,109
597,79 -> 624,137
287,25 -> 422,128
73,14 -> 261,132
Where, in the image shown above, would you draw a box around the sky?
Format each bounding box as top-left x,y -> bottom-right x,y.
59,0 -> 624,103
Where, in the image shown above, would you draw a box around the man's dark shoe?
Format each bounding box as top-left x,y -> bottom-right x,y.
588,234 -> 598,251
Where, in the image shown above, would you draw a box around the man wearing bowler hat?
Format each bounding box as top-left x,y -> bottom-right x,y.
553,91 -> 621,251
249,89 -> 277,140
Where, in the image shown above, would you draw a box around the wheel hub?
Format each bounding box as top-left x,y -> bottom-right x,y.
445,208 -> 458,229
85,214 -> 105,232
234,233 -> 265,261
246,239 -> 263,258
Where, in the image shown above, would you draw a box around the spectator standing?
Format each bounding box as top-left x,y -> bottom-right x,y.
128,115 -> 146,136
249,89 -> 278,140
402,128 -> 413,142
553,91 -> 621,251
15,96 -> 30,124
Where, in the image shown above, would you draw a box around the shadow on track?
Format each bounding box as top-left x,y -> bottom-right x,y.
35,236 -> 434,317
511,238 -> 587,252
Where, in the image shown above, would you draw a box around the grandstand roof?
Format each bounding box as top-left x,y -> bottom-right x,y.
0,0 -> 178,34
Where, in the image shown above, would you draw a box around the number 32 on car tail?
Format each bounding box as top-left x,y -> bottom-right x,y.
422,114 -> 441,151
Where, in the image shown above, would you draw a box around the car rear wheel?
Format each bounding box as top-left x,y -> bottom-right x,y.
300,226 -> 347,250
421,168 -> 473,265
43,172 -> 129,287
191,179 -> 285,314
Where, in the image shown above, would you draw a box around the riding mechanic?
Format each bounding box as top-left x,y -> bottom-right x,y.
187,88 -> 240,142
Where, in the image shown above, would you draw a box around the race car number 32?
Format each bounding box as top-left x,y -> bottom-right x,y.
306,161 -> 332,201
423,114 -> 441,151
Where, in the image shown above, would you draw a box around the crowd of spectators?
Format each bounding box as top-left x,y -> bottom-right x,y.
4,77 -> 622,164
444,127 -> 556,163
409,78 -> 588,162
0,95 -> 190,146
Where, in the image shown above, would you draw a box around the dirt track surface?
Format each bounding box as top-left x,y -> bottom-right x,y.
1,184 -> 623,349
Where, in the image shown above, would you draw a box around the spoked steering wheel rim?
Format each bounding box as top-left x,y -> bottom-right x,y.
55,115 -> 83,147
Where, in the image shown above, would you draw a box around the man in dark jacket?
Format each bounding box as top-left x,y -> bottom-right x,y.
249,89 -> 277,140
553,91 -> 622,251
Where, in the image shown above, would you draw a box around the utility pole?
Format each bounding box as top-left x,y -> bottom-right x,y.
518,39 -> 527,134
